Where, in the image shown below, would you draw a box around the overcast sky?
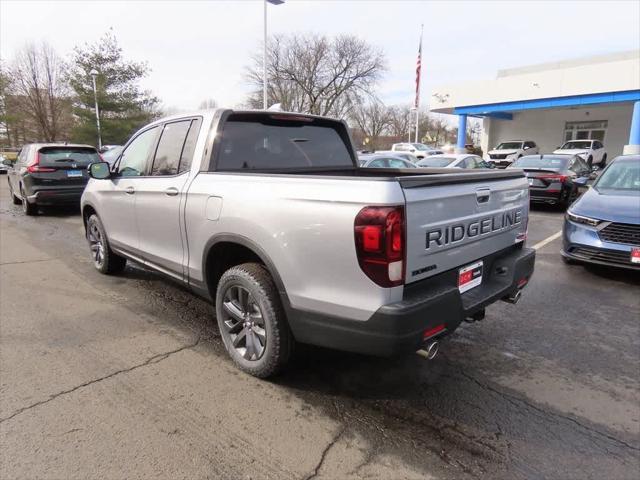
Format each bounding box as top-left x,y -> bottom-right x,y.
2,0 -> 639,113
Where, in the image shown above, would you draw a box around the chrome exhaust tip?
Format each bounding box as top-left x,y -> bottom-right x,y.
502,289 -> 522,304
417,341 -> 439,360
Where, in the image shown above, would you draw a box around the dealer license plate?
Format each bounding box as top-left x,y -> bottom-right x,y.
458,261 -> 483,293
631,248 -> 640,264
67,170 -> 82,177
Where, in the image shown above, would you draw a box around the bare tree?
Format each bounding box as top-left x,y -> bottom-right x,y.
10,42 -> 71,142
388,105 -> 413,141
246,33 -> 386,118
198,98 -> 218,109
350,100 -> 392,150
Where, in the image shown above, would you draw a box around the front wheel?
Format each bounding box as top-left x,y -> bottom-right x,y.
586,156 -> 593,168
216,263 -> 293,378
86,214 -> 126,274
600,154 -> 607,168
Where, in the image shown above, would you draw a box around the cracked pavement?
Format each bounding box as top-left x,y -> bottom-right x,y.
1,181 -> 639,479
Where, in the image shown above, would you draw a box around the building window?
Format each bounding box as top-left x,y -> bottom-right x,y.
563,120 -> 608,143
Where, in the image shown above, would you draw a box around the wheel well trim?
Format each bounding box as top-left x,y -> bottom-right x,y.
201,233 -> 289,304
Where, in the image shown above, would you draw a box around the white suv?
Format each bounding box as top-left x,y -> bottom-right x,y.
487,140 -> 538,168
553,140 -> 607,167
391,143 -> 443,160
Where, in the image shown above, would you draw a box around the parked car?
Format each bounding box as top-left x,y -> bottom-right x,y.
81,109 -> 534,378
391,143 -> 443,159
373,151 -> 419,163
487,140 -> 538,168
359,154 -> 417,168
562,155 -> 639,269
7,143 -> 101,215
509,154 -> 591,208
101,145 -> 123,165
0,155 -> 9,174
99,144 -> 122,153
416,154 -> 493,169
553,140 -> 607,168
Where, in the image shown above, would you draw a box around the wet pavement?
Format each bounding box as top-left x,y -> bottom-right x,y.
1,179 -> 638,479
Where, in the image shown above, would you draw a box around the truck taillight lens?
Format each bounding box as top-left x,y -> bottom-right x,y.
354,206 -> 405,287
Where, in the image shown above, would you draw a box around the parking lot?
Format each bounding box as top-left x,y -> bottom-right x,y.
0,178 -> 638,479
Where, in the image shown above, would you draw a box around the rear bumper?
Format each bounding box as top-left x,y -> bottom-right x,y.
529,188 -> 564,203
287,245 -> 535,356
26,187 -> 85,205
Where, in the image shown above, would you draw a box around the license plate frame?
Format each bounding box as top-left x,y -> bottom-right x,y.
631,247 -> 640,264
458,261 -> 483,293
67,170 -> 82,178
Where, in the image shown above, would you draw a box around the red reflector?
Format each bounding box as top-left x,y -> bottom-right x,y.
423,324 -> 445,339
517,277 -> 528,288
458,270 -> 473,286
362,225 -> 381,252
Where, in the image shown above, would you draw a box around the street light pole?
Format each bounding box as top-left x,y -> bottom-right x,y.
263,0 -> 284,110
89,69 -> 102,150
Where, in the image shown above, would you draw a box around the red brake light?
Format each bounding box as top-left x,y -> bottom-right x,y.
26,152 -> 56,173
354,206 -> 405,287
539,174 -> 567,183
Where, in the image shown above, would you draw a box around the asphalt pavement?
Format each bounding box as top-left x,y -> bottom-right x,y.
1,178 -> 638,480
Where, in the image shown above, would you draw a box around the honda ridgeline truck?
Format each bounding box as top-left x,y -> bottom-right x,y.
81,110 -> 535,377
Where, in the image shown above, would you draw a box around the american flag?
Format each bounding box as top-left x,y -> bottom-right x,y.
415,27 -> 423,108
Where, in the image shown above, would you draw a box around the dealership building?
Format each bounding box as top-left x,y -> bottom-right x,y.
429,50 -> 640,159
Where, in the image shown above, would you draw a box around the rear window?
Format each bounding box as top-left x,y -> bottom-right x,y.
511,156 -> 568,169
38,147 -> 100,167
215,114 -> 354,171
417,157 -> 455,167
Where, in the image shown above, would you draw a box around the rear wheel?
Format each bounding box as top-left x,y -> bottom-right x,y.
8,179 -> 20,205
86,214 -> 126,274
216,263 -> 293,378
20,186 -> 37,215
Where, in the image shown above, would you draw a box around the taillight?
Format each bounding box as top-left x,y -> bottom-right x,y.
539,174 -> 567,183
354,206 -> 405,287
26,152 -> 55,173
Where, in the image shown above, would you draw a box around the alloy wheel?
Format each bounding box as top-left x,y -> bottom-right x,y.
221,285 -> 267,361
87,220 -> 105,268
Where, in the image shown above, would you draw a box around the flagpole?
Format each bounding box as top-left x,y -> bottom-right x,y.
415,24 -> 423,143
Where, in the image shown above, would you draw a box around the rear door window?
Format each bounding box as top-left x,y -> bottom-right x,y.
215,114 -> 354,171
179,118 -> 202,174
151,120 -> 192,176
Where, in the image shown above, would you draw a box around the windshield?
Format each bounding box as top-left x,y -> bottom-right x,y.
38,147 -> 101,167
511,156 -> 568,169
595,159 -> 640,192
417,157 -> 456,167
496,142 -> 523,150
412,143 -> 430,151
560,141 -> 592,150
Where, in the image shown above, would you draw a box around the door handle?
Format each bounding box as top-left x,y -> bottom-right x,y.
164,187 -> 179,196
125,186 -> 135,195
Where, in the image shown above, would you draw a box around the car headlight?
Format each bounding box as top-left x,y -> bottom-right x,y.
566,211 -> 601,227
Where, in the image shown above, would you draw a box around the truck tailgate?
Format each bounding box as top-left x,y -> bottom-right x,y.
400,170 -> 529,284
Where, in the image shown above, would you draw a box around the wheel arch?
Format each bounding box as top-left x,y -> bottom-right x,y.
81,203 -> 97,232
201,234 -> 289,308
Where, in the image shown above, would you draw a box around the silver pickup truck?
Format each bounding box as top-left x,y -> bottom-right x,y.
81,109 -> 535,377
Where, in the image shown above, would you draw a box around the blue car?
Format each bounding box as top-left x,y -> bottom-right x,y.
562,155 -> 640,270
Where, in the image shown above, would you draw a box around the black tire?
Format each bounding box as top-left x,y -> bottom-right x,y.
600,154 -> 607,168
586,156 -> 593,168
216,263 -> 293,378
8,179 -> 21,205
86,213 -> 126,274
20,185 -> 37,215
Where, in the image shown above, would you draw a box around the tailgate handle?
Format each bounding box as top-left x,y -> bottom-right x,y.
476,188 -> 491,203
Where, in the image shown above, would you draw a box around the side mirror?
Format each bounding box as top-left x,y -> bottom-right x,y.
574,177 -> 589,187
523,146 -> 530,150
88,162 -> 111,180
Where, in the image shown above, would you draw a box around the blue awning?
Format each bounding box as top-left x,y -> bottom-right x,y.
453,90 -> 640,119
